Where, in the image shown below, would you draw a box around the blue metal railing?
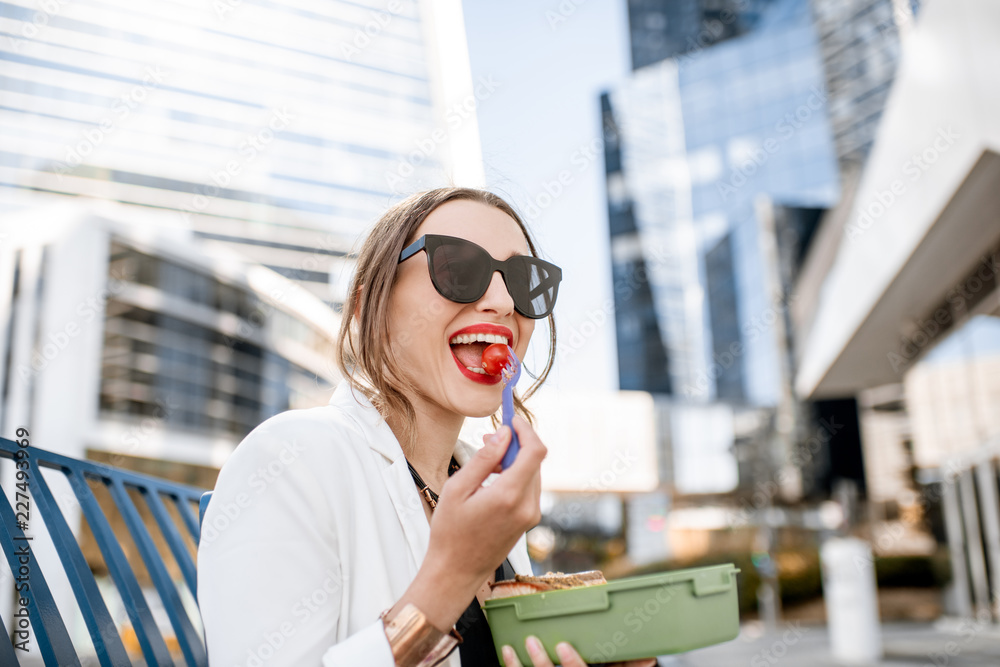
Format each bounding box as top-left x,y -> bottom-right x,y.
0,436 -> 210,666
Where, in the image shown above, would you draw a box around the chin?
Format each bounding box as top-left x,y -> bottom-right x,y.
459,403 -> 502,420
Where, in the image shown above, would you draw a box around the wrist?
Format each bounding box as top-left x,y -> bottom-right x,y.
401,559 -> 479,631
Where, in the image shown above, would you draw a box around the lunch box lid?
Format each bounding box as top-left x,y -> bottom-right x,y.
481,563 -> 740,621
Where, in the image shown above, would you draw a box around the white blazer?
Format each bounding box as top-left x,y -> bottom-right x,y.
197,381 -> 533,666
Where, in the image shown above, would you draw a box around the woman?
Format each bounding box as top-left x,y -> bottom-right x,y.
197,187 -> 656,667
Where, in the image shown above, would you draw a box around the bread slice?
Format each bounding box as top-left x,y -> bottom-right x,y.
488,570 -> 607,600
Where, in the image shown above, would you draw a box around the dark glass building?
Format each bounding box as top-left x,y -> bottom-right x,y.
604,0 -> 839,403
810,0 -> 922,171
704,232 -> 744,401
602,95 -> 673,393
627,0 -> 777,70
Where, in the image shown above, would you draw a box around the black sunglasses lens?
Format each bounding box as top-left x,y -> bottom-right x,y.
507,257 -> 560,318
429,239 -> 489,302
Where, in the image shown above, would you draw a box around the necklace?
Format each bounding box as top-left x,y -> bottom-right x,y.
406,456 -> 461,510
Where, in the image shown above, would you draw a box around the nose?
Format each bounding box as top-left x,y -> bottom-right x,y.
476,269 -> 515,316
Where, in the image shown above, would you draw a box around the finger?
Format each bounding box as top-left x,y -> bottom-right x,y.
444,427 -> 511,495
501,645 -> 522,667
554,642 -> 588,667
482,433 -> 506,473
502,415 -> 547,473
525,635 -> 556,667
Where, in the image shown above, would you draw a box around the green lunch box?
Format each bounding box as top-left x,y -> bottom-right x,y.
482,563 -> 740,664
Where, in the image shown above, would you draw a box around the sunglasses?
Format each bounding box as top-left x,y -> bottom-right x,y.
398,234 -> 562,319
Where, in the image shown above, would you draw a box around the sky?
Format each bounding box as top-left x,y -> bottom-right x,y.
460,1 -> 632,394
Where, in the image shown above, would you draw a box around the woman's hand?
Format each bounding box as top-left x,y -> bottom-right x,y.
393,415 -> 546,630
428,414 -> 545,581
501,636 -> 658,667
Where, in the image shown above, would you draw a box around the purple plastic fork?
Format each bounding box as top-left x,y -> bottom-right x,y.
499,345 -> 522,470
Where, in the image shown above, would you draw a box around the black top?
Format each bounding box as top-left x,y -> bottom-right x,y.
455,558 -> 514,666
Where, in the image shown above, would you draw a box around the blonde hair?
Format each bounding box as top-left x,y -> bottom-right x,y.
335,187 -> 557,453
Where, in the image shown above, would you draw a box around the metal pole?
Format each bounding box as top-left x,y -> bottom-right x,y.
942,474 -> 973,617
959,469 -> 991,615
974,460 -> 1000,618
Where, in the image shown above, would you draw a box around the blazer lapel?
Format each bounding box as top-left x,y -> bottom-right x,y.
331,382 -> 534,576
380,456 -> 432,571
330,383 -> 431,570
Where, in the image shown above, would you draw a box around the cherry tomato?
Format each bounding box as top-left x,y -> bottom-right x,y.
481,343 -> 510,376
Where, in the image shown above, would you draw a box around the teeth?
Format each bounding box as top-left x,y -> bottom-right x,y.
449,332 -> 510,346
466,366 -> 487,374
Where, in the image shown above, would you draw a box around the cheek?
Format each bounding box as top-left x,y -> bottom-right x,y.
388,291 -> 459,358
518,320 -> 536,356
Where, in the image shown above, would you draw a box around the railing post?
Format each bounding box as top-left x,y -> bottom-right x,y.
942,472 -> 974,617
975,458 -> 1000,620
959,469 -> 992,616
0,437 -> 210,665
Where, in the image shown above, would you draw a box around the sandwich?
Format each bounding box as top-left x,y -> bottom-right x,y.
487,570 -> 607,600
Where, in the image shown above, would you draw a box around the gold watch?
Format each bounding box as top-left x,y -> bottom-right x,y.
380,603 -> 462,667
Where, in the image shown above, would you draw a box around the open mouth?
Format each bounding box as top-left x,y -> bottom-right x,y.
448,333 -> 509,377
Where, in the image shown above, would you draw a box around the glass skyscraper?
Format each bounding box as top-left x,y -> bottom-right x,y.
626,0 -> 776,70
604,0 -> 840,405
810,0 -> 921,171
601,93 -> 673,393
1,0 -> 460,305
